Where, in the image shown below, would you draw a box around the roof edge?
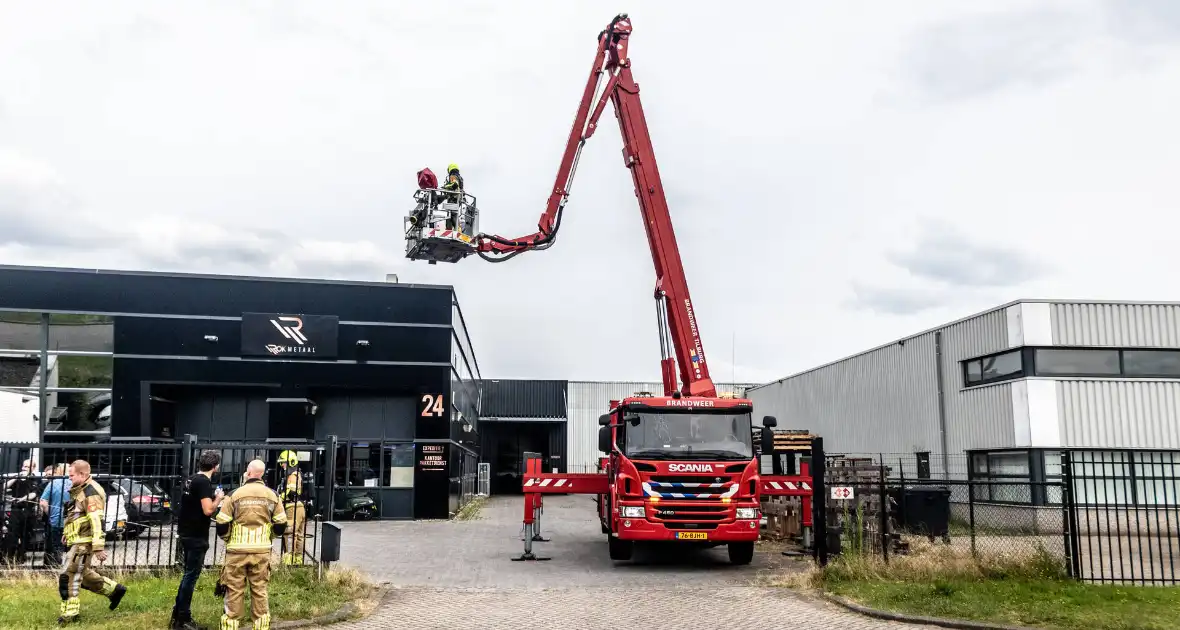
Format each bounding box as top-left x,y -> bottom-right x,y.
747,297 -> 1180,392
0,264 -> 454,291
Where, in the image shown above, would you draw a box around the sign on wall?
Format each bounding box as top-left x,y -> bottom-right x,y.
417,443 -> 448,472
240,312 -> 340,358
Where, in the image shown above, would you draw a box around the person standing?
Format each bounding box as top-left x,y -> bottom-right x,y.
58,459 -> 127,625
39,463 -> 72,566
276,450 -> 305,566
3,458 -> 40,564
170,450 -> 226,630
215,459 -> 287,630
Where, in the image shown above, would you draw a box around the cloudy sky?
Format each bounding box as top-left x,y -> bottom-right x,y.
2,1 -> 1179,384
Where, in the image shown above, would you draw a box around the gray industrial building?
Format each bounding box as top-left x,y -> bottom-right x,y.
746,299 -> 1180,497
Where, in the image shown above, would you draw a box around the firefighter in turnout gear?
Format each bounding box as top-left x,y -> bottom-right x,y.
276,450 -> 305,566
214,460 -> 287,630
58,460 -> 128,625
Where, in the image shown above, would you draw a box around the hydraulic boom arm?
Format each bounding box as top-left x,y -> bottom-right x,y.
474,14 -> 716,398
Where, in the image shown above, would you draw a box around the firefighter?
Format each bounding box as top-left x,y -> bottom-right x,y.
440,163 -> 464,230
276,450 -> 305,566
57,460 -> 128,625
214,459 -> 287,630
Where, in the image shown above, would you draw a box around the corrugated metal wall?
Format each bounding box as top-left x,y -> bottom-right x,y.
565,380 -> 758,473
1057,380 -> 1180,449
939,309 -> 1018,454
1050,302 -> 1180,346
746,307 -> 1016,474
478,379 -> 568,418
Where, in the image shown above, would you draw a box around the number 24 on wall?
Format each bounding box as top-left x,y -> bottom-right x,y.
420,394 -> 446,417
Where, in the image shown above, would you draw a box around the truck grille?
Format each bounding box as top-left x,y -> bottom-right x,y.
643,475 -> 737,500
650,503 -> 728,529
648,475 -> 733,484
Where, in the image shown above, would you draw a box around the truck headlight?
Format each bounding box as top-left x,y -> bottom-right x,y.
621,506 -> 645,518
736,507 -> 759,520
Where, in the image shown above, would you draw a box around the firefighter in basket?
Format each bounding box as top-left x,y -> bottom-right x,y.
440,163 -> 464,230
276,450 -> 306,566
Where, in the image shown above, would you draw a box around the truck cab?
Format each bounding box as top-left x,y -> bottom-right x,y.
596,393 -> 772,564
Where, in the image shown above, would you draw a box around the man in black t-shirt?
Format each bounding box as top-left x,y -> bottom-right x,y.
170,451 -> 225,630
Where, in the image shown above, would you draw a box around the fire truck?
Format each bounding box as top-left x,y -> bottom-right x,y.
405,14 -> 813,565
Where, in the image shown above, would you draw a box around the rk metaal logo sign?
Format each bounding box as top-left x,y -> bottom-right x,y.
241,312 -> 339,359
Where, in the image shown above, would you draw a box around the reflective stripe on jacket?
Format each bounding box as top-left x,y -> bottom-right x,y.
215,479 -> 288,553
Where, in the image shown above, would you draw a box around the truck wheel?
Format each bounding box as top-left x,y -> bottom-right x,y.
728,541 -> 754,565
608,536 -> 633,561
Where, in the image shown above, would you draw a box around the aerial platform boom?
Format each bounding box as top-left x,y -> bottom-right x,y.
407,14 -> 713,398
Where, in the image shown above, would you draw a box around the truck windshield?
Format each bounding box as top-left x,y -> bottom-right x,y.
623,411 -> 753,460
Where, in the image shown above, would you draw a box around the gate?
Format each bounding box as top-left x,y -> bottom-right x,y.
1062,449 -> 1180,585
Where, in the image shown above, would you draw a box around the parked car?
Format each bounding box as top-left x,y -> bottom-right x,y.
91,475 -> 142,540
111,477 -> 172,528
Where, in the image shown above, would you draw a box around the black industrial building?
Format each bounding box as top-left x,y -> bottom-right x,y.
0,265 -> 481,520
476,379 -> 567,495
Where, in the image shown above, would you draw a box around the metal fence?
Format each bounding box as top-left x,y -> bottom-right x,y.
809,443 -> 1180,586
0,437 -> 338,572
1061,449 -> 1178,586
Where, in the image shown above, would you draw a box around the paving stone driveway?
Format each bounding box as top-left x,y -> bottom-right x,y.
329,495 -> 918,629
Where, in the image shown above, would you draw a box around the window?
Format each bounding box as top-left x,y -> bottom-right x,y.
348,442 -> 381,487
969,450 -> 1032,504
982,351 -> 1022,380
965,361 -> 982,384
962,349 -> 1024,386
1122,350 -> 1180,377
1034,348 -> 1119,376
383,443 -> 415,488
963,345 -> 1180,385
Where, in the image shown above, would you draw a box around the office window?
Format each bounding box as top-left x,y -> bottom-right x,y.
965,360 -> 983,384
383,443 -> 415,488
1122,350 -> 1180,377
982,351 -> 1022,380
963,349 -> 1024,386
1034,348 -> 1120,376
348,442 -> 381,487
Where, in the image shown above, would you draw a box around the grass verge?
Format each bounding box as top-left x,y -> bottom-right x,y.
788,538 -> 1179,630
455,496 -> 487,521
0,566 -> 372,630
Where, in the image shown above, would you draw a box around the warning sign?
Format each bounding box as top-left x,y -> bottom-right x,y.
830,486 -> 855,500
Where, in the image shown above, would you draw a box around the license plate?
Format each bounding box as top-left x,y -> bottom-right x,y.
676,531 -> 707,540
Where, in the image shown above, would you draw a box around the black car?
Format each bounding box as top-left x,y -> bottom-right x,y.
112,478 -> 173,528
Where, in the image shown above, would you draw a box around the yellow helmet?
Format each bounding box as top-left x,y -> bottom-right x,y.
278,450 -> 299,467
447,163 -> 459,174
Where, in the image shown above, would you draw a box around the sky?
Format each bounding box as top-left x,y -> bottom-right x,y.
2,1 -> 1179,385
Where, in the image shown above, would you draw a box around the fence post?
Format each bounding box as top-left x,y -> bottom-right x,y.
181,434 -> 197,476
812,436 -> 828,566
1061,451 -> 1081,580
879,464 -> 889,563
325,435 -> 338,521
967,474 -> 977,558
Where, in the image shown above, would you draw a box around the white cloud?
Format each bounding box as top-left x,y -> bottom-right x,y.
2,1 -> 1180,385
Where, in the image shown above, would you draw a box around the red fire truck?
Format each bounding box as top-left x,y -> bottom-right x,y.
406,14 -> 813,565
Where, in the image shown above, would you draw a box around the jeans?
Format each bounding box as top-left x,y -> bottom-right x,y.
46,525 -> 64,565
172,537 -> 210,622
